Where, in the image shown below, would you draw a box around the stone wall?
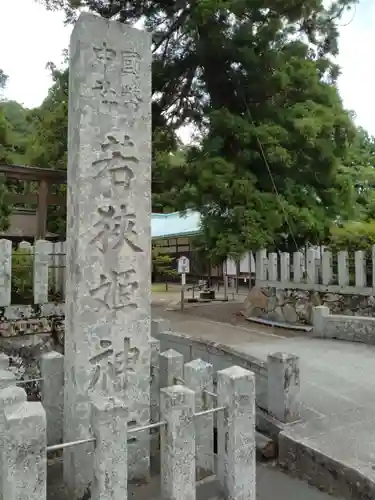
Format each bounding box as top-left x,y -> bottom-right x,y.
0,304 -> 64,392
243,286 -> 375,326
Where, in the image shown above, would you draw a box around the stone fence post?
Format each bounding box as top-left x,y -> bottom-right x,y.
91,397 -> 128,500
184,358 -> 214,480
160,385 -> 196,500
0,239 -> 12,307
0,386 -> 27,500
33,239 -> 50,305
217,366 -> 256,500
40,351 -> 64,445
0,369 -> 16,390
267,352 -> 300,423
2,401 -> 47,500
159,349 -> 184,388
313,305 -> 330,336
151,318 -> 171,337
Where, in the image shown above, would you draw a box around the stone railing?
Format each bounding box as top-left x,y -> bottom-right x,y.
0,349 -> 257,500
151,319 -> 301,424
313,305 -> 375,345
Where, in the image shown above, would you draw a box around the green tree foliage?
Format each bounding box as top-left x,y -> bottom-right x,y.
152,247 -> 177,289
329,221 -> 375,252
339,127 -> 375,222
25,63 -> 69,237
26,63 -> 68,170
37,0 -> 362,259
0,71 -> 12,230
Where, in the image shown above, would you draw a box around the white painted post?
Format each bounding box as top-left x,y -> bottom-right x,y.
217,366 -> 256,500
292,251 -> 303,284
40,351 -> 64,445
267,353 -> 300,423
306,248 -> 316,284
256,249 -> 267,281
268,253 -> 278,281
3,402 -> 47,500
160,385 -> 196,500
18,240 -> 32,252
322,251 -> 332,286
355,250 -> 366,288
184,358 -> 214,480
337,251 -> 349,287
159,349 -> 184,388
91,397 -> 128,500
0,239 -> 12,307
33,239 -> 50,304
280,252 -> 290,282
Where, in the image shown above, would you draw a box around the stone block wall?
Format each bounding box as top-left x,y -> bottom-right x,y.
243,286 -> 375,326
313,305 -> 375,345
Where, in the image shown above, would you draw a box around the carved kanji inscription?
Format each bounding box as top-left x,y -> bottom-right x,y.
93,42 -> 117,64
122,82 -> 142,111
122,50 -> 140,75
93,134 -> 138,191
91,204 -> 143,254
89,268 -> 139,311
92,79 -> 118,105
92,42 -> 119,105
88,337 -> 140,393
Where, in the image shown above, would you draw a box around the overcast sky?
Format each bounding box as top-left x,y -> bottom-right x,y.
0,0 -> 374,141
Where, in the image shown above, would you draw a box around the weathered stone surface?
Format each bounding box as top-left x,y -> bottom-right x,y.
33,240 -> 50,305
267,352 -> 300,423
41,351 -> 64,445
217,366 -> 256,500
160,385 -> 196,500
149,337 -> 160,424
244,286 -> 375,326
243,287 -> 268,316
184,358 -> 214,479
159,349 -> 184,388
64,13 -> 152,496
0,239 -> 11,307
91,397 -> 128,500
0,369 -> 16,390
0,386 -> 27,500
0,354 -> 8,370
2,402 -> 46,500
282,304 -> 297,324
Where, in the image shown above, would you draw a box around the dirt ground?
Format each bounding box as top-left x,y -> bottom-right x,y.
153,299 -> 303,340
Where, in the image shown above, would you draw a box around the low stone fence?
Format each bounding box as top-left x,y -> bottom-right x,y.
151,319 -> 301,424
313,305 -> 375,345
0,349 -> 257,500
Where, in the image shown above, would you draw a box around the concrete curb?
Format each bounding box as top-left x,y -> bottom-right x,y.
278,431 -> 375,500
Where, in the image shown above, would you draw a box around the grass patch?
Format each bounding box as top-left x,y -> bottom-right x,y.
152,283 -> 170,292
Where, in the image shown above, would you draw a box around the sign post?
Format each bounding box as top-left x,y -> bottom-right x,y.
178,256 -> 190,312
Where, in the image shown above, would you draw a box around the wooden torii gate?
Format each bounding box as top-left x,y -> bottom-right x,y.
0,164 -> 67,239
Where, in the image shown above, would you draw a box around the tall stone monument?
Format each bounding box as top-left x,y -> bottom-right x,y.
64,13 -> 151,497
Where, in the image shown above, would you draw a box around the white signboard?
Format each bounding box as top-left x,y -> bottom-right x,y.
178,256 -> 190,274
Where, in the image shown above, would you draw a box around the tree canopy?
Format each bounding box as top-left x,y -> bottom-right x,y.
6,0 -> 375,256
